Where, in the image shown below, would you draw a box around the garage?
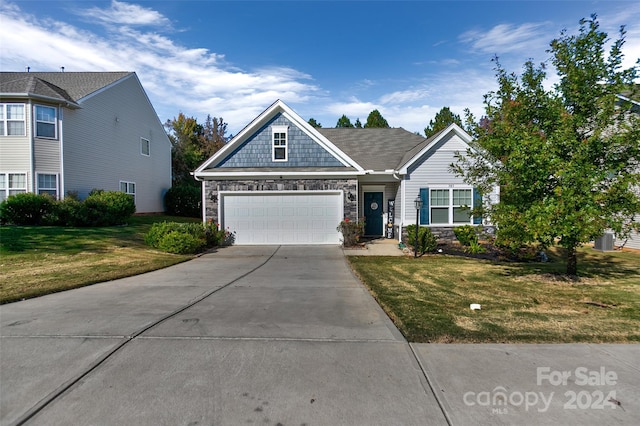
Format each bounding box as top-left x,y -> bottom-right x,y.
220,192 -> 343,245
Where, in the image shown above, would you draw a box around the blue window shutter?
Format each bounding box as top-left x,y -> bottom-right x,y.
473,188 -> 482,225
419,188 -> 429,225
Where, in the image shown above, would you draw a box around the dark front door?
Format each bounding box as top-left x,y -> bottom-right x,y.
364,192 -> 384,236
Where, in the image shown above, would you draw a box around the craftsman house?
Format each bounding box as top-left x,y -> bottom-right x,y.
0,71 -> 171,213
194,100 -> 499,245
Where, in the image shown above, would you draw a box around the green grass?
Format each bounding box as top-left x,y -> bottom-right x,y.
0,215 -> 200,304
347,248 -> 640,343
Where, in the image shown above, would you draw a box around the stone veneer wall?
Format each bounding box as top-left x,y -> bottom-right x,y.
204,178 -> 358,223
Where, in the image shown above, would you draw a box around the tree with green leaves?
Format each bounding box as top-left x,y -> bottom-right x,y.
425,106 -> 463,137
354,118 -> 363,128
453,15 -> 639,275
308,118 -> 322,128
164,113 -> 228,186
336,114 -> 354,128
364,109 -> 390,128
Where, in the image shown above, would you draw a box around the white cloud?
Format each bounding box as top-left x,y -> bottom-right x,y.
460,22 -> 551,55
0,2 -> 319,133
80,0 -> 170,27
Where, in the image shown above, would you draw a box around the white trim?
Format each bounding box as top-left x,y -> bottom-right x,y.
119,180 -> 136,203
36,172 -> 59,199
34,104 -> 58,139
140,137 -> 150,156
196,170 -> 362,179
0,171 -> 29,200
0,103 -> 27,137
201,180 -> 206,222
271,125 -> 288,162
425,186 -> 475,226
59,107 -> 64,198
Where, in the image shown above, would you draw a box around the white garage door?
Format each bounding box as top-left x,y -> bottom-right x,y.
221,192 -> 343,245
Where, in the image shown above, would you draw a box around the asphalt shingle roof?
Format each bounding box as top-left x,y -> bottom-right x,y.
0,72 -> 132,102
317,128 -> 429,171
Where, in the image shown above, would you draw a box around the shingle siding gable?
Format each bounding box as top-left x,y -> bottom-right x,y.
217,113 -> 344,168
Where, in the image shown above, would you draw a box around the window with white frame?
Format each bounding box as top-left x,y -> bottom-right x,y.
141,137 -> 150,156
35,105 -> 57,138
272,125 -> 288,161
0,104 -> 26,136
119,181 -> 136,201
37,173 -> 58,198
422,187 -> 474,225
0,172 -> 27,201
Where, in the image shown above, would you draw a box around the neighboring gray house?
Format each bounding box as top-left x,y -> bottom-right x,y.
0,71 -> 171,213
614,92 -> 640,250
194,100 -> 499,245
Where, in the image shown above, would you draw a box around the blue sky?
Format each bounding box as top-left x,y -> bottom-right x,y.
2,1 -> 639,134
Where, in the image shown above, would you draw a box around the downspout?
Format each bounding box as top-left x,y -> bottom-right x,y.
28,100 -> 34,193
59,107 -> 64,199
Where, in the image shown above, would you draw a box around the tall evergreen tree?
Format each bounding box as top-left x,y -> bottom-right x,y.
336,114 -> 354,128
424,106 -> 463,137
364,109 -> 390,128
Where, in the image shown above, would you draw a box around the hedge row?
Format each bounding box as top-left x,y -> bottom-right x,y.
0,191 -> 135,226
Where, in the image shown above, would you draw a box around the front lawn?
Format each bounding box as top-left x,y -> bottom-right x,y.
347,248 -> 640,343
0,215 -> 200,304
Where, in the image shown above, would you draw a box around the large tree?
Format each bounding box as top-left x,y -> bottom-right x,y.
425,106 -> 463,137
364,109 -> 390,128
165,113 -> 228,185
454,15 -> 640,275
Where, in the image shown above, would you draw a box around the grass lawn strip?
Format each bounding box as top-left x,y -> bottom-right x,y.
347,249 -> 640,343
0,216 -> 198,304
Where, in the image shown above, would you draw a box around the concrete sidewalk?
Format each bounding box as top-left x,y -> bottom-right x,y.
342,237 -> 407,256
1,245 -> 638,425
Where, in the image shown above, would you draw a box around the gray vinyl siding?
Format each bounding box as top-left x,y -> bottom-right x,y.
623,220 -> 640,250
403,133 -> 469,225
62,75 -> 171,212
0,101 -> 31,179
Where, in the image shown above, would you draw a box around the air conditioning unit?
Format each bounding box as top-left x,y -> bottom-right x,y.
594,232 -> 615,251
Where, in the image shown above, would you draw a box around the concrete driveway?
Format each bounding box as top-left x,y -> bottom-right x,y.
1,246 -> 445,425
2,245 -> 639,425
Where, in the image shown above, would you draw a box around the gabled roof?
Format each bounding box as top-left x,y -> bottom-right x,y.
195,100 -> 364,174
0,72 -> 132,105
316,128 -> 427,171
398,123 -> 472,174
194,100 -> 475,178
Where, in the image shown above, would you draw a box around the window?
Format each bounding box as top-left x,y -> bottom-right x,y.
0,104 -> 26,136
0,173 -> 27,201
430,189 -> 449,224
141,137 -> 150,156
37,173 -> 58,198
272,125 -> 288,161
422,187 -> 475,225
35,105 -> 57,138
452,189 -> 472,223
119,181 -> 136,201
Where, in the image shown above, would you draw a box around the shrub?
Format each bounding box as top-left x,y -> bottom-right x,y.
453,225 -> 478,246
81,191 -> 136,226
465,240 -> 487,254
337,218 -> 364,247
164,185 -> 201,217
406,224 -> 438,255
0,193 -> 54,225
145,221 -> 234,254
156,231 -> 205,254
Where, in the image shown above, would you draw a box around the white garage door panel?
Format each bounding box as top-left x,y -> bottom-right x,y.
222,193 -> 342,245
